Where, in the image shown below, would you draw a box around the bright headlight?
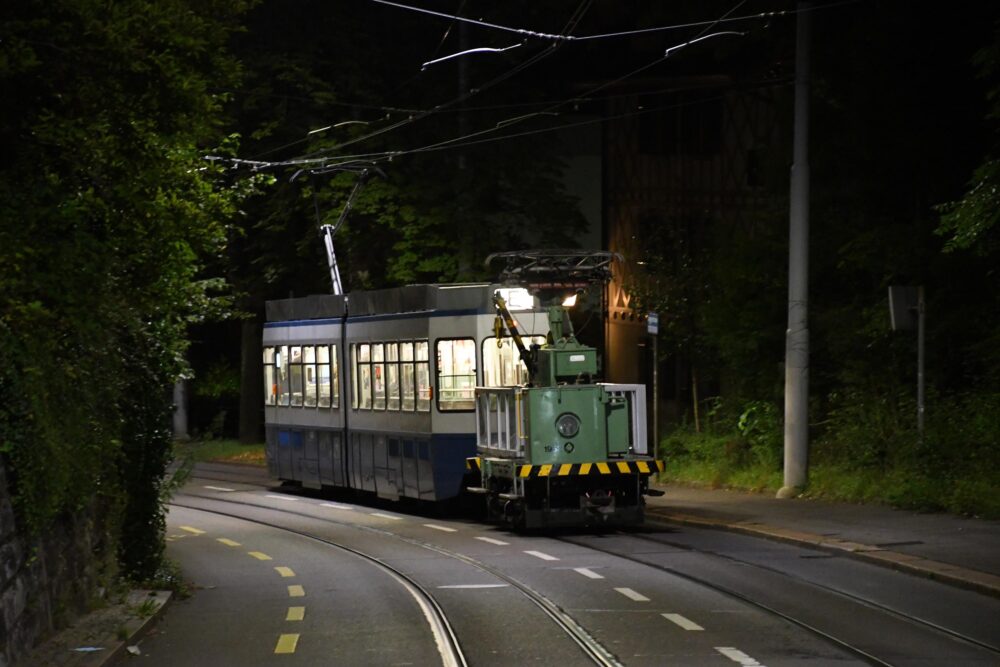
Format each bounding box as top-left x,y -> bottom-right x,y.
556,413 -> 580,438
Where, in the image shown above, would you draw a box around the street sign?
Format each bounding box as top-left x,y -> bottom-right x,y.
647,312 -> 659,335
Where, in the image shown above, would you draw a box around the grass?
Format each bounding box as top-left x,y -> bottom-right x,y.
173,438 -> 266,466
659,430 -> 1000,519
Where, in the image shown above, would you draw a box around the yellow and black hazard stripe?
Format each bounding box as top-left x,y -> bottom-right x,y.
465,456 -> 482,472
516,460 -> 665,478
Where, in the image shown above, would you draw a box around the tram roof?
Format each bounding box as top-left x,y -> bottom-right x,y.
265,283 -> 496,322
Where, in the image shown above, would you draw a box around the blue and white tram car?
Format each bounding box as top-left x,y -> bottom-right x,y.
262,283 -> 548,502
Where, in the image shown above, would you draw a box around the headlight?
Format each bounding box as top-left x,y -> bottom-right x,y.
556,413 -> 580,438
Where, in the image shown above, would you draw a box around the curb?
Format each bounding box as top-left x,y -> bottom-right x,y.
27,589 -> 174,667
101,590 -> 173,665
645,509 -> 1000,599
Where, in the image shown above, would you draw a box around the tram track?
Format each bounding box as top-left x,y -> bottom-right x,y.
558,529 -> 1000,667
170,491 -> 622,667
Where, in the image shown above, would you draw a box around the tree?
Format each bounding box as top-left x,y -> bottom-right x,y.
0,0 -> 258,578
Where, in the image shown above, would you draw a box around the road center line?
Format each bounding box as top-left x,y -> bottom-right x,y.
266,494 -> 298,502
287,585 -> 305,597
179,526 -> 205,535
524,550 -> 559,561
662,613 -> 704,631
437,584 -> 509,589
286,606 -> 305,621
216,538 -> 241,547
574,567 -> 605,579
614,587 -> 650,602
274,566 -> 296,577
370,512 -> 403,520
248,551 -> 273,561
274,633 -> 299,654
203,485 -> 235,492
715,647 -> 765,666
475,536 -> 509,546
424,523 -> 457,532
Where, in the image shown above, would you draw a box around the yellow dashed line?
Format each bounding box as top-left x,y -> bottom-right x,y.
286,606 -> 305,621
274,633 -> 299,654
248,551 -> 273,561
274,566 -> 296,578
287,585 -> 305,597
217,538 -> 241,547
180,526 -> 205,535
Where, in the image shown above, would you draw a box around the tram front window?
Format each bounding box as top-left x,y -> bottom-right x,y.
482,336 -> 545,387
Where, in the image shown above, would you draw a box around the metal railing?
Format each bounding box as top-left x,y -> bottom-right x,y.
475,387 -> 525,457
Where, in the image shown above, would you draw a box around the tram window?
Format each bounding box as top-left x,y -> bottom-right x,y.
350,344 -> 358,409
436,339 -> 476,411
482,336 -> 546,387
303,346 -> 317,407
290,346 -> 304,407
386,343 -> 400,411
317,345 -> 331,408
358,343 -> 372,410
372,343 -> 386,410
331,344 -> 340,408
277,345 -> 290,406
263,347 -> 276,406
400,342 -> 415,411
415,340 -> 431,412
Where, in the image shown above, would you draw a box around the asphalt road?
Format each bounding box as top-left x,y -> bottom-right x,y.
133,465 -> 1000,666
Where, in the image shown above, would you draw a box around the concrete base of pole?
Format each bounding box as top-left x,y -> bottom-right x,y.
776,485 -> 803,499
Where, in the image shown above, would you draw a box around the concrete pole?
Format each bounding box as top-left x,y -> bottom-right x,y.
778,1 -> 811,499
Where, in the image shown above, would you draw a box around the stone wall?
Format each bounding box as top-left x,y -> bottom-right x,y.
0,464 -> 117,666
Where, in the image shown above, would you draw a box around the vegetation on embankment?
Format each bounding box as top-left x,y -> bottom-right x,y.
176,439 -> 266,466
659,392 -> 1000,520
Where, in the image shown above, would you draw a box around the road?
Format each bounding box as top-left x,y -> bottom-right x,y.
134,463 -> 1000,666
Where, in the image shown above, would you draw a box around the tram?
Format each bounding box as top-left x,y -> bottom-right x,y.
263,283 -> 550,501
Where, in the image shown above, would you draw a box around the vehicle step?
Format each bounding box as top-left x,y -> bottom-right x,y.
644,488 -> 665,497
466,487 -> 490,495
497,493 -> 522,501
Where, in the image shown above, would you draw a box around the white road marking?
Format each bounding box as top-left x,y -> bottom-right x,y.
716,647 -> 765,666
574,567 -> 605,579
475,536 -> 509,546
321,502 -> 354,510
266,494 -> 298,502
614,587 -> 650,602
179,526 -> 205,535
524,550 -> 559,561
216,538 -> 241,547
437,584 -> 509,589
203,485 -> 235,492
370,512 -> 403,520
662,613 -> 704,631
424,524 -> 457,532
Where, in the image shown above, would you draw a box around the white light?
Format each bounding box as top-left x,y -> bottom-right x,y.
562,294 -> 577,307
497,288 -> 533,311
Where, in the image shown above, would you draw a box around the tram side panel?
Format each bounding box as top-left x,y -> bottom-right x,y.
345,314 -> 435,501
262,319 -> 346,489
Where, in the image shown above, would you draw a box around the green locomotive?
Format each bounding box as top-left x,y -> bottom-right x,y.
466,251 -> 664,528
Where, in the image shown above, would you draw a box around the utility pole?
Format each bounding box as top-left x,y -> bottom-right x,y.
779,1 -> 811,499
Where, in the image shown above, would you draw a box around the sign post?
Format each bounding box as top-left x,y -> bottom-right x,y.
647,313 -> 659,454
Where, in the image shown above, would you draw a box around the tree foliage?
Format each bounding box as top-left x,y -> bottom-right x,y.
0,0 -> 258,578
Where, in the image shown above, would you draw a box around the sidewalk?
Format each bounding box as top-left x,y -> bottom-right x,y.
645,482 -> 1000,598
